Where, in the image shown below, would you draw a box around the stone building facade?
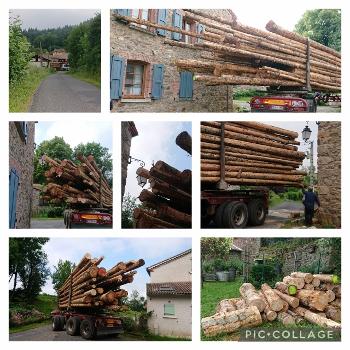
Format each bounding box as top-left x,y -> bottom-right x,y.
121,122 -> 138,201
317,122 -> 341,227
9,122 -> 35,228
233,238 -> 262,262
110,9 -> 234,112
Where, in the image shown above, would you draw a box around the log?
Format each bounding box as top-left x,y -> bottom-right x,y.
295,290 -> 329,311
239,283 -> 266,312
293,307 -> 341,330
275,281 -> 297,295
277,311 -> 295,326
201,306 -> 262,336
283,276 -> 305,290
216,298 -> 239,314
313,274 -> 340,284
261,283 -> 284,311
258,291 -> 277,321
290,272 -> 314,284
312,277 -> 321,287
287,310 -> 304,325
325,290 -> 336,303
304,283 -> 315,290
176,131 -> 192,155
273,289 -> 299,308
325,305 -> 341,322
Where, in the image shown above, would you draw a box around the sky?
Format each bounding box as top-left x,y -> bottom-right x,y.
9,9 -> 99,30
35,121 -> 112,153
41,237 -> 191,296
125,121 -> 192,200
269,121 -> 318,171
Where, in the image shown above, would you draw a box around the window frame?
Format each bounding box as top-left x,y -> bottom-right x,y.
182,17 -> 196,44
123,60 -> 148,99
163,303 -> 175,317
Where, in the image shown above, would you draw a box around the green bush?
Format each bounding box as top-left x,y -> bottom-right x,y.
213,258 -> 226,271
47,207 -> 64,218
225,257 -> 243,273
202,260 -> 215,273
286,190 -> 303,201
250,264 -> 277,287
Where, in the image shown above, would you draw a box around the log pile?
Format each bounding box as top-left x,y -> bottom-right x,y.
202,272 -> 341,337
41,154 -> 112,208
133,131 -> 192,228
201,121 -> 306,187
113,10 -> 341,92
58,253 -> 144,310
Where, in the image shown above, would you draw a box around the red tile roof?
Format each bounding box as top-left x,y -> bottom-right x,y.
147,282 -> 192,296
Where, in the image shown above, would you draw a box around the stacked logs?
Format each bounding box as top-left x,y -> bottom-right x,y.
113,9 -> 341,92
201,272 -> 341,337
201,121 -> 306,187
133,131 -> 192,228
58,253 -> 145,310
41,154 -> 112,208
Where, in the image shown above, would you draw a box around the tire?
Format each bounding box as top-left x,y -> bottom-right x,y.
52,315 -> 63,331
222,201 -> 249,228
214,202 -> 230,228
248,199 -> 267,226
80,318 -> 96,340
59,315 -> 66,329
66,316 -> 81,336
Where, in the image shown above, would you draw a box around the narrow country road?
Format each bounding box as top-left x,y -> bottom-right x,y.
30,72 -> 100,112
31,219 -> 65,229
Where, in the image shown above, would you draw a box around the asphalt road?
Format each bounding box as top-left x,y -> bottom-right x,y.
31,219 -> 65,229
9,324 -> 131,341
30,72 -> 101,112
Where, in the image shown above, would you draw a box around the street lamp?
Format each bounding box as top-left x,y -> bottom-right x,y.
302,125 -> 312,142
128,156 -> 147,188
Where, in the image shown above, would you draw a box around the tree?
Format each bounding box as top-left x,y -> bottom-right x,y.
122,193 -> 139,228
33,136 -> 73,184
73,142 -> 112,183
9,238 -> 50,300
52,260 -> 75,294
9,17 -> 31,84
126,290 -> 146,311
201,238 -> 232,260
295,10 -> 341,52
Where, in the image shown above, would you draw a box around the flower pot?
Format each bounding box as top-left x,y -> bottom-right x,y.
216,271 -> 229,281
227,269 -> 236,281
203,273 -> 217,282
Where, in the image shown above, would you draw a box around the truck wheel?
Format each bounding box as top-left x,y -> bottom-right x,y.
248,199 -> 267,226
80,319 -> 96,340
214,202 -> 230,228
223,201 -> 248,228
66,316 -> 80,336
59,315 -> 66,329
52,315 -> 63,331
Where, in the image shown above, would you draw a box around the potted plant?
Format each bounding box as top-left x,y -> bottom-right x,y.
214,258 -> 230,281
226,257 -> 243,281
202,260 -> 216,281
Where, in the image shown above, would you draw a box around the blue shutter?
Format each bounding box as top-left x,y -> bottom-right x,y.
151,64 -> 164,99
171,10 -> 182,41
197,23 -> 205,43
157,9 -> 167,36
9,168 -> 19,229
110,55 -> 125,100
179,71 -> 193,99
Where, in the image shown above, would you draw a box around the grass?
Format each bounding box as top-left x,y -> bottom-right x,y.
69,70 -> 101,88
9,319 -> 51,334
9,66 -> 52,112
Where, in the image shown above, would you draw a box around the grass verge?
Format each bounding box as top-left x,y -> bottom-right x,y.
9,66 -> 52,112
9,319 -> 51,334
69,70 -> 101,88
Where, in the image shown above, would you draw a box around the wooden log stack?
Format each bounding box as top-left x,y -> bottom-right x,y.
58,253 -> 145,310
202,272 -> 341,337
201,121 -> 306,187
113,10 -> 341,92
41,154 -> 112,208
133,131 -> 192,228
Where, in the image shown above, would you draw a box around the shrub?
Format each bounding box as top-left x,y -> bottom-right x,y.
250,264 -> 277,287
47,207 -> 64,218
225,257 -> 243,273
202,260 -> 215,273
213,258 -> 226,271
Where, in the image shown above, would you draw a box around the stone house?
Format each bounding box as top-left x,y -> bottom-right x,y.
317,122 -> 341,227
121,122 -> 138,201
146,249 -> 192,338
9,122 -> 35,228
110,9 -> 234,112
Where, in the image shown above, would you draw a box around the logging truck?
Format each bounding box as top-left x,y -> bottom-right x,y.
51,310 -> 123,340
63,207 -> 112,229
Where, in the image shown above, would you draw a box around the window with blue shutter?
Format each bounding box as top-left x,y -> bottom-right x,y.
171,10 -> 182,41
9,168 -> 19,229
110,55 -> 125,100
151,64 -> 164,99
15,122 -> 28,144
197,23 -> 205,43
179,71 -> 193,99
157,9 -> 167,36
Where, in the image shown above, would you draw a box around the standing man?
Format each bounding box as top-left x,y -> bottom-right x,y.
302,187 -> 321,226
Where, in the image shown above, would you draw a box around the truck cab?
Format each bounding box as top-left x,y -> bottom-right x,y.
64,208 -> 112,229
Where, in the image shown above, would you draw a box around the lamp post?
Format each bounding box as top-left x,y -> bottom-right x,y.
302,124 -> 314,188
128,156 -> 147,188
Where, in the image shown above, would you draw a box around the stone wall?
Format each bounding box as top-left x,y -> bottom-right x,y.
317,122 -> 341,227
110,9 -> 234,112
232,238 -> 261,263
121,122 -> 138,201
9,122 -> 35,228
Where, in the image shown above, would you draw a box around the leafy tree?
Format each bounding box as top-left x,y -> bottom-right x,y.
122,194 -> 139,228
201,238 -> 232,260
73,141 -> 112,183
295,9 -> 341,51
33,136 -> 73,184
52,260 -> 75,294
126,290 -> 146,311
9,238 -> 50,300
9,17 -> 31,84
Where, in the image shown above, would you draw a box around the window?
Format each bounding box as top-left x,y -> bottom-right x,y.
182,19 -> 196,44
124,62 -> 145,97
164,303 -> 175,316
179,71 -> 193,99
130,9 -> 149,29
15,121 -> 28,144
